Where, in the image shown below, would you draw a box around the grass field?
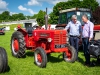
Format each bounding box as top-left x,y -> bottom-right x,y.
0,27 -> 100,75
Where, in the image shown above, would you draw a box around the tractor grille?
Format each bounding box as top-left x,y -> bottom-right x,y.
54,31 -> 66,44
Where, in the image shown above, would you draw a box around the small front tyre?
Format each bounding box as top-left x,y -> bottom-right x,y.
63,45 -> 77,63
34,47 -> 47,68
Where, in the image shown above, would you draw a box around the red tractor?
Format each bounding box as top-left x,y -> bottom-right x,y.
10,26 -> 77,67
10,9 -> 77,68
0,47 -> 8,73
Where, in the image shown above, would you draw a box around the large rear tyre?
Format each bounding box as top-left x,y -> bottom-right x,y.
0,47 -> 8,73
63,45 -> 77,63
11,31 -> 25,58
34,47 -> 47,68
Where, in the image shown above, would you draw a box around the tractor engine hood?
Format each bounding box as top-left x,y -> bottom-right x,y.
33,30 -> 67,44
33,30 -> 54,41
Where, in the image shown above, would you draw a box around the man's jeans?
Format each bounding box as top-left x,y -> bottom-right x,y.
69,36 -> 79,60
82,38 -> 90,64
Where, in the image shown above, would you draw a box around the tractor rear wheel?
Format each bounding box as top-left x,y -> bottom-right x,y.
63,45 -> 77,63
11,31 -> 25,58
34,47 -> 47,68
0,47 -> 8,73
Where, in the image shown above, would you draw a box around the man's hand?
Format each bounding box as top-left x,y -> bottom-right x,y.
89,38 -> 92,42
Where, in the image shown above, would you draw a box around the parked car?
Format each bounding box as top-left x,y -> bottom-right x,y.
0,28 -> 5,35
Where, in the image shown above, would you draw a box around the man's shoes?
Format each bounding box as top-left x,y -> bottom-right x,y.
90,55 -> 96,58
84,62 -> 95,67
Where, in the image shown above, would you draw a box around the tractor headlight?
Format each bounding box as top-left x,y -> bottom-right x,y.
47,38 -> 52,42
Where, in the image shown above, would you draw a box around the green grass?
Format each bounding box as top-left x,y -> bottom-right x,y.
0,30 -> 100,75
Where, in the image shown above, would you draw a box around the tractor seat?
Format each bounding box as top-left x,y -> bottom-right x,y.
27,27 -> 33,36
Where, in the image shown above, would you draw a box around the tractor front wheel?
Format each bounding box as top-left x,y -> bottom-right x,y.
11,31 -> 25,58
34,47 -> 47,68
63,45 -> 77,63
0,47 -> 8,73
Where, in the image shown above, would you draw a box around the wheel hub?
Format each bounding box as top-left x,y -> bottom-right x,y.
66,50 -> 72,60
37,54 -> 42,63
13,39 -> 19,52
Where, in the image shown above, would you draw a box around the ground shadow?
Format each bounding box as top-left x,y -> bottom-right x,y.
78,55 -> 100,66
91,58 -> 100,66
26,51 -> 34,57
6,65 -> 10,72
79,49 -> 84,56
25,51 -> 63,63
78,57 -> 84,64
47,54 -> 63,63
78,45 -> 83,52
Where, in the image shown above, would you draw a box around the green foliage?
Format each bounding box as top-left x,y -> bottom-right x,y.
25,16 -> 31,20
0,11 -> 10,22
11,13 -> 25,21
49,12 -> 59,24
92,6 -> 100,24
0,11 -> 26,22
82,0 -> 99,11
31,14 -> 38,19
11,14 -> 18,21
49,0 -> 99,24
17,13 -> 26,20
36,10 -> 46,26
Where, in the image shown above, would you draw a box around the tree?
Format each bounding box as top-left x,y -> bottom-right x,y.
17,13 -> 26,20
25,16 -> 31,20
92,6 -> 100,24
82,0 -> 99,11
36,10 -> 46,26
11,13 -> 25,21
9,16 -> 13,21
0,14 -> 3,21
31,14 -> 38,19
49,0 -> 99,24
50,0 -> 82,24
48,12 -> 58,24
0,11 -> 26,21
0,11 -> 10,21
11,14 -> 19,21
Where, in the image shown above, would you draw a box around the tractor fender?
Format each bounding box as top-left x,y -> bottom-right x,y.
17,28 -> 27,36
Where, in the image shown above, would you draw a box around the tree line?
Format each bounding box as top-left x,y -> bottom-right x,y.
0,11 -> 37,22
0,0 -> 100,25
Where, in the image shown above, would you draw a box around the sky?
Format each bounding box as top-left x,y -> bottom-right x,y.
0,0 -> 100,16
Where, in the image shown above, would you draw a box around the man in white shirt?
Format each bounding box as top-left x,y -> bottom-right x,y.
65,15 -> 82,61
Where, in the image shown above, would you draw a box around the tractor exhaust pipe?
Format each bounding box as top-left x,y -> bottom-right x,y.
45,8 -> 48,30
